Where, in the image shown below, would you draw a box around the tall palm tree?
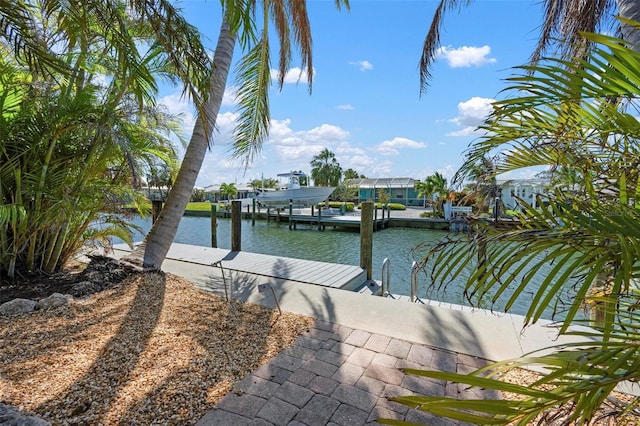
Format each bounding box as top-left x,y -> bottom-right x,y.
389,29 -> 640,424
419,0 -> 640,94
310,148 -> 343,187
137,1 -> 350,269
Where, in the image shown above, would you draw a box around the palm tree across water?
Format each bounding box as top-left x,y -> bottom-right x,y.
219,182 -> 238,201
137,1 -> 350,269
310,148 -> 343,187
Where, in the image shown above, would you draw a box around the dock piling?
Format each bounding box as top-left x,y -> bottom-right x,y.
252,198 -> 256,226
231,200 -> 241,251
289,200 -> 293,230
210,204 -> 217,248
360,201 -> 374,280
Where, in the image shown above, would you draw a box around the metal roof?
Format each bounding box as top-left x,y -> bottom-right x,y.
344,177 -> 416,188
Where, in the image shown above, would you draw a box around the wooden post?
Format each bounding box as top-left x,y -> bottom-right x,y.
374,204 -> 378,231
311,205 -> 315,216
210,204 -> 217,248
231,200 -> 241,251
289,199 -> 293,230
360,202 -> 373,280
317,205 -> 322,231
252,198 -> 256,226
267,207 -> 271,223
380,205 -> 385,231
152,200 -> 163,223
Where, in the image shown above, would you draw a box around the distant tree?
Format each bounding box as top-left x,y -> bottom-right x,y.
552,165 -> 585,195
219,182 -> 237,201
191,188 -> 207,202
248,178 -> 279,190
414,179 -> 435,207
333,183 -> 358,203
427,172 -> 449,213
343,168 -> 365,180
459,156 -> 500,214
147,162 -> 173,202
377,188 -> 391,205
310,149 -> 342,186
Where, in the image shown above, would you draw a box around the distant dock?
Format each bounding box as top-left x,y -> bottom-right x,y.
270,212 -> 390,231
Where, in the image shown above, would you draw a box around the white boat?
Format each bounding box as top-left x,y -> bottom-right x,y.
253,172 -> 335,207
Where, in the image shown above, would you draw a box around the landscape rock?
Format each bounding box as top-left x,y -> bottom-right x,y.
0,403 -> 51,425
37,293 -> 69,310
0,298 -> 37,316
70,280 -> 102,297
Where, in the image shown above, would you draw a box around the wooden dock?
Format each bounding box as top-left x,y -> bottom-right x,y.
113,243 -> 367,290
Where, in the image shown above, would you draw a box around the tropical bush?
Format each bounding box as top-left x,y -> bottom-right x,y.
383,29 -> 640,424
0,2 -> 199,278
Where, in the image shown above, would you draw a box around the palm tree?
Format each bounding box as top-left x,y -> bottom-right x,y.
457,156 -> 501,214
415,172 -> 449,212
219,182 -> 238,201
310,148 -> 343,187
389,29 -> 640,424
419,0 -> 640,94
137,1 -> 349,269
343,168 -> 365,180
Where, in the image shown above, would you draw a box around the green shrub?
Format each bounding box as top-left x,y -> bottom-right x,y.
324,201 -> 355,211
356,202 -> 406,210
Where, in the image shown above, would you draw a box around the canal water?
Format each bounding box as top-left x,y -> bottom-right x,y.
122,215 -> 570,319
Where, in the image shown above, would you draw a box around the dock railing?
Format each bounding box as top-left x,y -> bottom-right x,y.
410,261 -> 420,302
381,258 -> 390,297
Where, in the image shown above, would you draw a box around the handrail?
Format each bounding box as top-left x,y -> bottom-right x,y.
381,257 -> 390,297
410,261 -> 419,302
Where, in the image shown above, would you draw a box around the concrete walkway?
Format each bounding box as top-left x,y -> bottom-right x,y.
112,244 -> 584,425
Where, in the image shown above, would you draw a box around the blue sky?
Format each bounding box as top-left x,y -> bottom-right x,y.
161,1 -> 545,187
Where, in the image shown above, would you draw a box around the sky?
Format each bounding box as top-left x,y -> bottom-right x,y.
160,0 -> 546,188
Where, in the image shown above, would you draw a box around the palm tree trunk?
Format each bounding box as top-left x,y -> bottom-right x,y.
134,18 -> 236,269
618,0 -> 640,50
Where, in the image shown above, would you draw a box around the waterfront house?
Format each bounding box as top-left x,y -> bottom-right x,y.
202,183 -> 253,203
344,177 -> 421,206
498,178 -> 550,210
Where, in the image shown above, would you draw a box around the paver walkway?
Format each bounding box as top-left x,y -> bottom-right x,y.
196,319 -> 498,426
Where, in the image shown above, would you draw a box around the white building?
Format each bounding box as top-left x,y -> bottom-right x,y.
498,179 -> 549,210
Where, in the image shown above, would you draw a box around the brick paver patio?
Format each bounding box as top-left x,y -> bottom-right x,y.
196,320 -> 499,426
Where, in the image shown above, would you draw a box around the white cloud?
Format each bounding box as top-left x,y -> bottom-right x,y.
437,45 -> 496,68
448,96 -> 495,136
336,104 -> 354,110
373,137 -> 427,156
349,60 -> 373,71
222,86 -> 238,106
270,67 -> 313,84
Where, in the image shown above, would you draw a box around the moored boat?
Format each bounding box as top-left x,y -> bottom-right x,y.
253,172 -> 335,207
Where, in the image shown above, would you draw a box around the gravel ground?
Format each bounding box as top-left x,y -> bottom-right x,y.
0,272 -> 314,425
